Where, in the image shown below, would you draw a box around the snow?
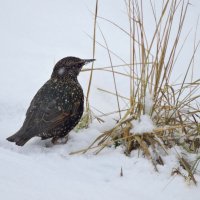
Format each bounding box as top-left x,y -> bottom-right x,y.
58,67 -> 65,75
145,91 -> 154,114
0,0 -> 200,200
1,128 -> 200,200
131,115 -> 155,135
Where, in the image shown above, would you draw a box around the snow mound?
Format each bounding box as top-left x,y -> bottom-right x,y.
131,114 -> 155,134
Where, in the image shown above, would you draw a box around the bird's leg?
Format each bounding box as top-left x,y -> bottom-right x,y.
51,135 -> 69,145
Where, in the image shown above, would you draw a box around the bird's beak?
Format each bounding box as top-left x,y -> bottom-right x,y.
83,59 -> 96,65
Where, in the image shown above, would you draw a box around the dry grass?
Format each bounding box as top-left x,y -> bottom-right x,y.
76,0 -> 200,184
75,0 -> 98,130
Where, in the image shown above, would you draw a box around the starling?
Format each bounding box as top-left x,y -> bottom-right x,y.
7,56 -> 95,146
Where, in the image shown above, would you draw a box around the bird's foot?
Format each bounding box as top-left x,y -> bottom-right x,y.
51,135 -> 69,145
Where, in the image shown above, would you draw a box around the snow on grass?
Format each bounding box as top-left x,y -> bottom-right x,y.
131,115 -> 155,135
144,91 -> 154,115
0,121 -> 200,200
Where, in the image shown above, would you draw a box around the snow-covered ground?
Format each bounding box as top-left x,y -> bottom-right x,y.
0,1 -> 200,200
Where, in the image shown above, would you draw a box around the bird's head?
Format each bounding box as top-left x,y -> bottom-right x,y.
51,56 -> 95,79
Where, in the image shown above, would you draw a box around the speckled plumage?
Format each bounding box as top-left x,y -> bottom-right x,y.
7,57 -> 95,146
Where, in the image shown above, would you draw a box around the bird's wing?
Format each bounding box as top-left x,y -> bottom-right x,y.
21,80 -> 82,135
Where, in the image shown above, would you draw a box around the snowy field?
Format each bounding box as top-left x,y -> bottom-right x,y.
0,0 -> 200,200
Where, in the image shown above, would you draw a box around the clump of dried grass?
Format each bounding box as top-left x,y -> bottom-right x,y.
76,0 -> 200,184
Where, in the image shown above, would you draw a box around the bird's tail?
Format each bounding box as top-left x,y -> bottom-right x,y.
6,130 -> 34,146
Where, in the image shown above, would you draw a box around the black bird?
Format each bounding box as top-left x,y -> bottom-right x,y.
7,56 -> 95,146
